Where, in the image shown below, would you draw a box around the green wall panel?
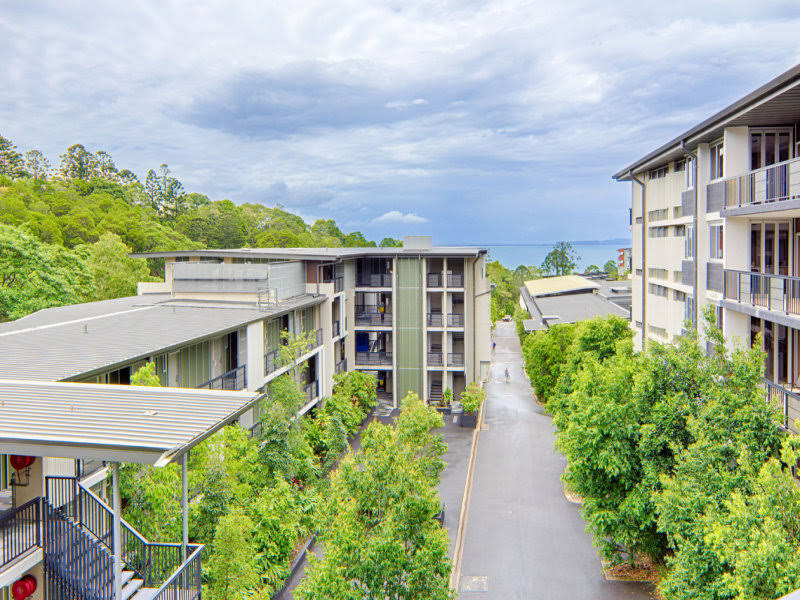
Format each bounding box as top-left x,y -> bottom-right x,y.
395,257 -> 423,401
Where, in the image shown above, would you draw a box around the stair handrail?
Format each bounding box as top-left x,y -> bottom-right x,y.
0,497 -> 41,570
151,544 -> 203,600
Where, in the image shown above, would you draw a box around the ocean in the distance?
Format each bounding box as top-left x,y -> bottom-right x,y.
485,243 -> 627,272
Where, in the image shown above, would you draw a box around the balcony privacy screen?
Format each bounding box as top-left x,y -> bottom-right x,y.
395,257 -> 423,400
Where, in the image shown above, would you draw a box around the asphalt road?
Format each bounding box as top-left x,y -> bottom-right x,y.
457,321 -> 653,599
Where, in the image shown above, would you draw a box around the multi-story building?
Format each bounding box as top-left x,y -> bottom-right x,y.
613,63 -> 800,429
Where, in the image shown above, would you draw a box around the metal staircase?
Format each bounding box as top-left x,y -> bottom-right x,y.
44,476 -> 201,600
429,379 -> 443,403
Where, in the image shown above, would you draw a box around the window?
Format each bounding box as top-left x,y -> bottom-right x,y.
649,268 -> 668,280
674,159 -> 685,172
648,165 -> 668,180
750,129 -> 791,170
709,225 -> 723,259
674,225 -> 685,236
648,208 -> 669,222
649,283 -> 668,297
674,290 -> 686,302
710,141 -> 724,180
649,226 -> 670,238
684,225 -> 694,259
685,296 -> 696,325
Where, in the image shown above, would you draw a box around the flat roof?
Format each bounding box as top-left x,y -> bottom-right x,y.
613,62 -> 800,179
0,294 -> 324,381
0,380 -> 260,466
523,275 -> 599,298
533,292 -> 629,326
132,245 -> 487,261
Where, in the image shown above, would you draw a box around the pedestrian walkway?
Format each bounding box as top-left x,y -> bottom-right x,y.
457,321 -> 652,599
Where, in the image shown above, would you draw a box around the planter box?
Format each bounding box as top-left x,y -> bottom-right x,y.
459,411 -> 478,428
435,405 -> 452,415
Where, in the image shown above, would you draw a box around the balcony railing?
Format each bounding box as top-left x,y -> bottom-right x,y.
334,275 -> 344,293
153,545 -> 202,600
714,157 -> 795,210
332,320 -> 341,338
723,269 -> 800,315
355,306 -> 392,326
357,273 -> 392,287
427,352 -> 443,366
335,358 -> 347,374
196,364 -> 247,391
1,498 -> 40,570
765,379 -> 799,432
303,380 -> 319,402
427,312 -> 444,327
264,348 -> 283,375
447,352 -> 465,367
427,273 -> 443,287
355,351 -> 393,366
448,313 -> 465,327
447,273 -> 464,287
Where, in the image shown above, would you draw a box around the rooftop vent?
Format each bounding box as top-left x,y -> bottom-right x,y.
402,235 -> 432,250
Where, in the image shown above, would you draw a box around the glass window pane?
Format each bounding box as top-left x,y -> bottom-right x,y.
765,223 -> 775,274
751,224 -> 761,271
751,134 -> 761,170
765,133 -> 776,166
779,133 -> 790,162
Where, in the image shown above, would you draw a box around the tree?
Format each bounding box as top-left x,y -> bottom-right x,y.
541,241 -> 578,275
379,237 -> 402,247
585,264 -> 600,274
207,508 -> 261,600
59,144 -> 98,180
0,135 -> 25,179
82,232 -> 151,300
24,150 -> 50,180
521,322 -> 577,403
145,163 -> 186,221
295,394 -> 452,600
279,329 -> 316,382
131,362 -> 161,387
117,169 -> 140,186
95,150 -> 118,182
604,260 -> 619,279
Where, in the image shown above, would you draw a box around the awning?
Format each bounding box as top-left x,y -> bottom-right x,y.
0,380 -> 262,466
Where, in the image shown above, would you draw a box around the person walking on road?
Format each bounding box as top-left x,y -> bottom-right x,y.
504,367 -> 510,383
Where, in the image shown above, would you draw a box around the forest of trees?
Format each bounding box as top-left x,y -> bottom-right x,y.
0,134 -> 401,321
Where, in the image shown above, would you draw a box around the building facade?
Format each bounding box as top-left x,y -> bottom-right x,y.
614,63 -> 800,430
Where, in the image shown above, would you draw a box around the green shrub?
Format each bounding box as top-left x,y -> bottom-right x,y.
460,381 -> 485,414
521,322 -> 576,403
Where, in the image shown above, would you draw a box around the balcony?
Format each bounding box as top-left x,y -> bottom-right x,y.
427,273 -> 443,287
0,498 -> 40,570
355,351 -> 393,366
264,348 -> 283,375
357,273 -> 392,287
765,379 -> 800,432
448,313 -> 465,328
355,306 -> 393,326
447,352 -> 464,367
335,358 -> 347,374
303,380 -> 319,402
710,156 -> 800,212
723,269 -> 800,315
427,352 -> 444,366
446,273 -> 464,288
196,364 -> 247,391
427,312 -> 444,327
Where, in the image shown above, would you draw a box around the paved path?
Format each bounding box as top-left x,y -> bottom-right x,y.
457,322 -> 652,599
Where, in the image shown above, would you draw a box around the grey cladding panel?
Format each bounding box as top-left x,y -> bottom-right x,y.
681,190 -> 695,216
681,260 -> 695,286
707,262 -> 723,292
173,263 -> 268,293
706,181 -> 724,212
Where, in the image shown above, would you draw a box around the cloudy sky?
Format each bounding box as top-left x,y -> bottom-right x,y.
2,1 -> 800,246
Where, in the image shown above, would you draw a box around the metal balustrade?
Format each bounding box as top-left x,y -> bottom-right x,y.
723,269 -> 800,315
152,545 -> 202,600
427,273 -> 443,287
427,313 -> 444,327
447,313 -> 465,327
333,276 -> 344,293
765,380 -> 796,431
355,306 -> 392,326
447,353 -> 464,367
427,352 -> 443,366
715,157 -> 794,209
332,320 -> 341,338
196,364 -> 246,391
335,359 -> 347,374
264,348 -> 283,375
356,273 -> 392,287
303,380 -> 319,402
0,498 -> 40,570
355,351 -> 393,366
446,273 -> 464,287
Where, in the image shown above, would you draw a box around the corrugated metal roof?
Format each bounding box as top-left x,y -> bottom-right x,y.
0,380 -> 260,465
131,245 -> 486,261
533,293 -> 629,325
0,295 -> 323,381
524,275 -> 599,298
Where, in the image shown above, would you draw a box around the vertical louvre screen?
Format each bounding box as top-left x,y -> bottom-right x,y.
265,319 -> 281,351
396,257 -> 423,401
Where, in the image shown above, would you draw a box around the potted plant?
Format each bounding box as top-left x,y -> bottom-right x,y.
459,382 -> 485,428
434,387 -> 453,415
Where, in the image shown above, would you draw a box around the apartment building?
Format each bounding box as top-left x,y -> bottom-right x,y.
613,63 -> 800,430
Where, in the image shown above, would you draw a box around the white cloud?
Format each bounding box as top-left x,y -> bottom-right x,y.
385,98 -> 428,109
372,210 -> 428,224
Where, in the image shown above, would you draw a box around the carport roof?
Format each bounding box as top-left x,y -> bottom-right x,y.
0,380 -> 261,466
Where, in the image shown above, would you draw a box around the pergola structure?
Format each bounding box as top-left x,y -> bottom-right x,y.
0,379 -> 264,600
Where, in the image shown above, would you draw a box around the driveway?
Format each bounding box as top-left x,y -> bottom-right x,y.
457,321 -> 652,599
